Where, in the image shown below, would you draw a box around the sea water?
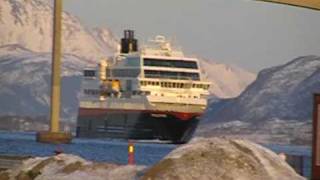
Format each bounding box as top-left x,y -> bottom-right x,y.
0,131 -> 311,177
0,131 -> 175,165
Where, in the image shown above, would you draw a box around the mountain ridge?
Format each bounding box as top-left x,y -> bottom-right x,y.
199,55 -> 320,144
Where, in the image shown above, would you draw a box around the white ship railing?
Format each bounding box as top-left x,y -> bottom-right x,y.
80,96 -> 207,113
147,96 -> 207,106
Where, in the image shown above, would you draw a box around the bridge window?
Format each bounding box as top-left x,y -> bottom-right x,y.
84,70 -> 96,77
144,58 -> 198,69
111,69 -> 140,78
144,70 -> 200,80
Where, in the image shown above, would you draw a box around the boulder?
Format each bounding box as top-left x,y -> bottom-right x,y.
142,138 -> 304,180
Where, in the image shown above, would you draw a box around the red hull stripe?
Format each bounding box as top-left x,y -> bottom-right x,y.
78,108 -> 202,121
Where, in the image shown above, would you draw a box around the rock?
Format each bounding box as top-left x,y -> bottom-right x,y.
142,138 -> 304,180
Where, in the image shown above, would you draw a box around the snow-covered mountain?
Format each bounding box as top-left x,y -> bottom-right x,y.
0,0 -> 118,121
200,59 -> 256,98
199,56 -> 320,145
0,44 -> 86,120
91,27 -> 119,54
205,55 -> 320,123
0,0 -> 117,60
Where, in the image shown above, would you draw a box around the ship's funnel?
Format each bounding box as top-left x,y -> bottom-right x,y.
121,30 -> 138,53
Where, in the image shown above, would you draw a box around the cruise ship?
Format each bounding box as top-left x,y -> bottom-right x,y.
76,30 -> 210,143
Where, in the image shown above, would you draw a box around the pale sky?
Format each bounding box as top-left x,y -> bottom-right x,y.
64,0 -> 320,72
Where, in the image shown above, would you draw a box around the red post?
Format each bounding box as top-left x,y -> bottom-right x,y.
128,140 -> 135,165
312,94 -> 320,179
54,145 -> 63,155
300,156 -> 304,177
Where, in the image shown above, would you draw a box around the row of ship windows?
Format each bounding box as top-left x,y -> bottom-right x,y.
140,81 -> 209,90
83,89 -> 201,99
84,69 -> 201,82
143,58 -> 198,69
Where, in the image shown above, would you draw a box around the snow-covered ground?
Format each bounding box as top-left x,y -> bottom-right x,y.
143,137 -> 305,180
0,153 -> 145,180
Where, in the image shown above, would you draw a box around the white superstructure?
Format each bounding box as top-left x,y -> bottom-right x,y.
80,35 -> 210,112
77,30 -> 210,143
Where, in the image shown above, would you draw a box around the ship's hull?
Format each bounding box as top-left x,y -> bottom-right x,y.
76,108 -> 201,144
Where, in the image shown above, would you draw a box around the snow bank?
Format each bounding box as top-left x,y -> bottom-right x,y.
143,137 -> 305,180
0,154 -> 144,180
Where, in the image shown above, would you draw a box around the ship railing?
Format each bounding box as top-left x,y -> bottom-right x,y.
150,103 -> 205,113
80,97 -> 206,112
80,99 -> 150,110
147,95 -> 207,106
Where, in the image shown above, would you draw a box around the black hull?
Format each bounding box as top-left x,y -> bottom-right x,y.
76,109 -> 200,144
